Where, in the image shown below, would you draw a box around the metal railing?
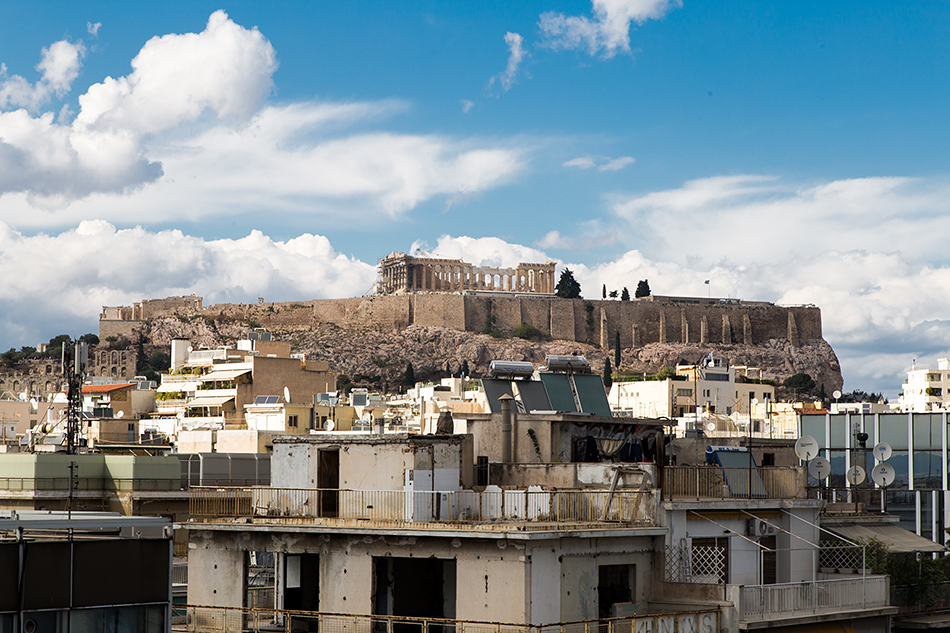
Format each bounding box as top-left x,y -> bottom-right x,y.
190,487 -> 658,526
0,476 -> 180,492
739,576 -> 889,621
663,466 -> 805,499
174,606 -> 719,633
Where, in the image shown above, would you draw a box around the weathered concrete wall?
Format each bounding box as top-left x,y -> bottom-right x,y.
187,528 -> 659,625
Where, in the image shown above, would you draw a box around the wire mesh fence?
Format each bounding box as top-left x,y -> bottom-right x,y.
172,606 -> 720,633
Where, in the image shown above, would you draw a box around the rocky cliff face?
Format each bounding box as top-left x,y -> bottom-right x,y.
137,315 -> 842,393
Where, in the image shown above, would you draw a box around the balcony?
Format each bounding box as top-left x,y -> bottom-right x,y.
663,466 -> 805,500
189,487 -> 659,529
739,576 -> 890,622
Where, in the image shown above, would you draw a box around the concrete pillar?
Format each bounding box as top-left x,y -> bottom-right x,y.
500,394 -> 513,463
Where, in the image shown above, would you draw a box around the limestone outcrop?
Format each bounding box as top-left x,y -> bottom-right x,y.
135,316 -> 843,393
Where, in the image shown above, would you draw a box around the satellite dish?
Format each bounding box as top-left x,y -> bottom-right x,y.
795,435 -> 820,461
833,390 -> 842,399
323,419 -> 335,431
808,456 -> 831,480
115,410 -> 124,419
751,398 -> 759,406
871,463 -> 896,487
872,442 -> 892,462
706,421 -> 717,432
846,465 -> 866,485
283,387 -> 291,403
187,346 -> 193,353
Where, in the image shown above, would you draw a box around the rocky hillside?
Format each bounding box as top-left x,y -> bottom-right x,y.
134,315 -> 843,394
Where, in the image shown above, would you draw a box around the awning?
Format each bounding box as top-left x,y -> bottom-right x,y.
157,381 -> 198,393
199,368 -> 251,382
825,523 -> 946,553
185,396 -> 235,408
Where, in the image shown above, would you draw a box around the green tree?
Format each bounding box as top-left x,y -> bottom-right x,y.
405,362 -> 415,386
635,280 -> 651,298
784,373 -> 816,393
602,284 -> 607,299
79,333 -> 100,346
621,287 -> 630,301
461,360 -> 470,377
603,357 -> 613,391
614,332 -> 621,367
513,323 -> 549,342
555,269 -> 582,299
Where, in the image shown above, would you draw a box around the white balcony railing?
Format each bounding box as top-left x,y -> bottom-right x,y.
740,576 -> 890,621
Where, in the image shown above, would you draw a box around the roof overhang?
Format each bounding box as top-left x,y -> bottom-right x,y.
825,523 -> 946,553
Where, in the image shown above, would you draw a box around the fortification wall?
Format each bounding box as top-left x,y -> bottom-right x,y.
100,293 -> 824,348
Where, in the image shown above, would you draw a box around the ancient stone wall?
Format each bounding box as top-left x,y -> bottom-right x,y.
100,294 -> 824,348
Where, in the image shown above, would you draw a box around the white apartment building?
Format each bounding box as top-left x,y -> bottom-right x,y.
608,358 -> 774,419
899,358 -> 950,412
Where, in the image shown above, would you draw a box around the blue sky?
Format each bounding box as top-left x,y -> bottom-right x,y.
1,1 -> 950,398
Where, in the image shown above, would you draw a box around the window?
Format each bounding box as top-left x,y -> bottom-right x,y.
288,415 -> 298,428
676,389 -> 691,397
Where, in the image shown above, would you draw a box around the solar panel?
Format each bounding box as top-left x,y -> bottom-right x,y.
538,374 -> 577,412
254,395 -> 267,404
515,381 -> 551,412
481,379 -> 515,414
713,450 -> 768,498
255,395 -> 280,404
572,374 -> 612,417
268,395 -> 279,404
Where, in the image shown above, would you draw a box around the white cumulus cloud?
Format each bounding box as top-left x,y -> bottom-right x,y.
0,12 -> 528,223
539,0 -> 681,58
0,39 -> 86,111
0,222 -> 377,348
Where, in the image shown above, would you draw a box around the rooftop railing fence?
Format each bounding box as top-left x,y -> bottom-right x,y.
662,466 -> 805,500
189,487 -> 659,526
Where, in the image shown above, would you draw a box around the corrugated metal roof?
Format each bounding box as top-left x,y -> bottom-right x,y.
186,396 -> 235,408
199,368 -> 251,382
826,523 -> 946,553
81,383 -> 135,394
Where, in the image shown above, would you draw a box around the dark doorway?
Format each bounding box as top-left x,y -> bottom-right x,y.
598,564 -> 634,619
374,557 -> 456,632
318,449 -> 340,517
285,553 -> 320,632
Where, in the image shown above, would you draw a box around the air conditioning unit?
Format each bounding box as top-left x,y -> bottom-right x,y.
747,518 -> 778,537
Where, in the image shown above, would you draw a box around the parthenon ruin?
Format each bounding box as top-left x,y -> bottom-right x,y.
377,252 -> 558,295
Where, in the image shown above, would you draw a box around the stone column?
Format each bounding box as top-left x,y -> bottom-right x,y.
743,314 -> 753,345
600,309 -> 609,349
722,315 -> 732,344
631,324 -> 639,349
700,316 -> 709,344
659,311 -> 667,344
681,309 -> 689,343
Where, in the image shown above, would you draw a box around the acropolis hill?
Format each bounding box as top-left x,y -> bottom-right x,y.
99,257 -> 842,392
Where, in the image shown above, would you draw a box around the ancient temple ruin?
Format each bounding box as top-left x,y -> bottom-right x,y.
377,252 -> 557,295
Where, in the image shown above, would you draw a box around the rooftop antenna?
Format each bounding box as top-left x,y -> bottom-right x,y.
62,339 -> 87,455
